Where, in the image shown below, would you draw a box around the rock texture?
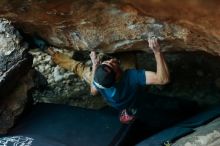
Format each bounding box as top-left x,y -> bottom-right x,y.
124,0 -> 220,55
30,48 -> 106,109
0,18 -> 33,134
0,0 -> 219,55
0,70 -> 34,134
173,117 -> 220,146
0,18 -> 32,98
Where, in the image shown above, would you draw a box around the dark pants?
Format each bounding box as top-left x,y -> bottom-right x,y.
127,92 -> 199,131
119,92 -> 199,146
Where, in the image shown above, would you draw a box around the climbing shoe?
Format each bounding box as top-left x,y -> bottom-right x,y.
119,109 -> 136,124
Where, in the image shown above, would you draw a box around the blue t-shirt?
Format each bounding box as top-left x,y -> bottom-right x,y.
93,69 -> 146,110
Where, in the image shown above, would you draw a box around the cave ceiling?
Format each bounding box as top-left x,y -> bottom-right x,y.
0,0 -> 219,55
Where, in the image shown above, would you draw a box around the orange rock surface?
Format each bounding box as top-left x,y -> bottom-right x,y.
0,0 -> 219,55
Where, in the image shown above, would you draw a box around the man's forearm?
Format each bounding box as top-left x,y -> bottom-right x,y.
90,63 -> 99,95
91,64 -> 98,84
154,52 -> 170,84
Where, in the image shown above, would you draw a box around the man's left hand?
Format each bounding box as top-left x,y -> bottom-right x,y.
148,38 -> 160,53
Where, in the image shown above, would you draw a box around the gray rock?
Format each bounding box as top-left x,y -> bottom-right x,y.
0,18 -> 32,98
173,118 -> 220,146
0,18 -> 33,134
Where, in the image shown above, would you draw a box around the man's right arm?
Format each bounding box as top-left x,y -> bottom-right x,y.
90,51 -> 99,96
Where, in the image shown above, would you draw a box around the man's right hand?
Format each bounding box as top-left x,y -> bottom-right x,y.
148,38 -> 160,53
90,51 -> 100,66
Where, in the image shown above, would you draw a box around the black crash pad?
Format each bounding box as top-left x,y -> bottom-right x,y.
137,106 -> 220,146
0,94 -> 201,146
1,103 -> 126,146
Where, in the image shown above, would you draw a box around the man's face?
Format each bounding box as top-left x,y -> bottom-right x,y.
102,58 -> 121,78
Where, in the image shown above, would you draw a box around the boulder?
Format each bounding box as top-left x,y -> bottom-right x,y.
173,117 -> 220,146
0,18 -> 33,134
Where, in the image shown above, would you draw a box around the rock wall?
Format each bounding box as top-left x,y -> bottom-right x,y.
0,18 -> 32,98
124,0 -> 220,55
0,18 -> 30,97
173,117 -> 220,146
0,18 -> 104,134
0,70 -> 34,134
0,18 -> 33,134
0,0 -> 219,55
30,48 -> 105,109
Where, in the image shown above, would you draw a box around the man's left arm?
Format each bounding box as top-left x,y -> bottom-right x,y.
145,39 -> 170,85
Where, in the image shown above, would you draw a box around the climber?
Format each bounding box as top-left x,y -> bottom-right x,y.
90,38 -> 170,123
48,38 -> 170,124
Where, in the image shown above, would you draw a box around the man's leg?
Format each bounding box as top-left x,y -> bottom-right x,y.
48,48 -> 92,84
